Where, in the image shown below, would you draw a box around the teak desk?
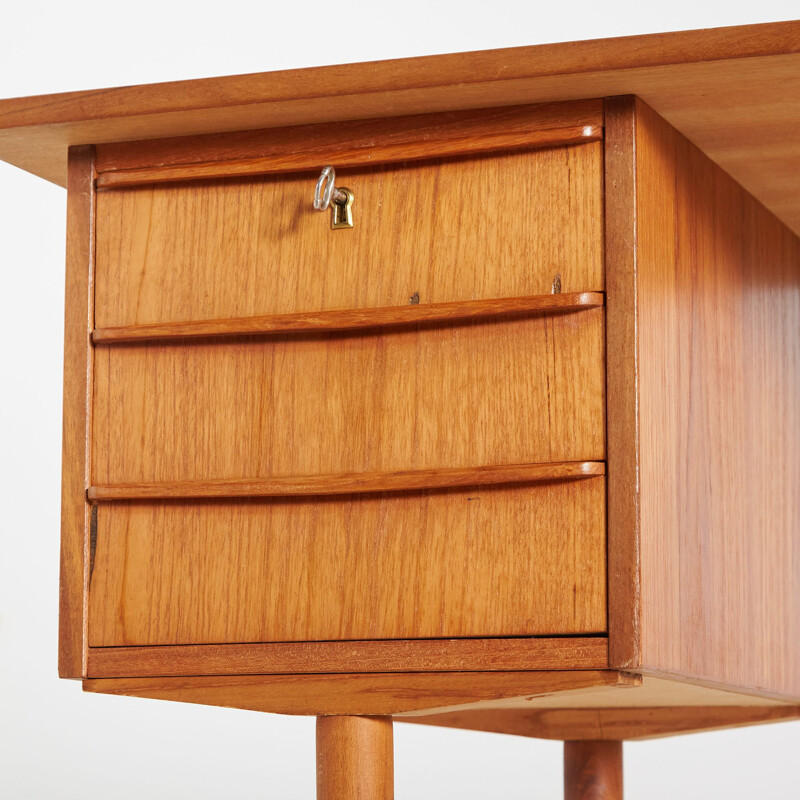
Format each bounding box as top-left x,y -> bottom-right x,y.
2,20 -> 799,799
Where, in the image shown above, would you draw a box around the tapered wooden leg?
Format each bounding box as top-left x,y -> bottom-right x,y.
564,741 -> 623,800
317,715 -> 394,800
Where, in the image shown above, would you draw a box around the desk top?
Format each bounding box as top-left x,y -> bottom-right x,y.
0,20 -> 798,235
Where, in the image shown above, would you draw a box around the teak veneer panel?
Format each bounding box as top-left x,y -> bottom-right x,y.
86,637 -> 609,678
88,478 -> 607,645
94,143 -> 603,328
92,312 -> 605,484
633,100 -> 800,700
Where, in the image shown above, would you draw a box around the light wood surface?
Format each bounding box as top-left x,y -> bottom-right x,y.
92,312 -> 605,484
603,97 -> 641,672
58,147 -> 95,679
88,461 -> 604,501
403,705 -> 800,742
94,101 -> 602,187
1,22 -> 799,236
634,99 -> 800,700
564,741 -> 622,800
317,716 -> 393,800
92,292 -> 604,344
94,143 -> 603,328
88,479 -> 607,645
455,675 -> 796,710
81,670 -> 636,716
85,637 -> 609,678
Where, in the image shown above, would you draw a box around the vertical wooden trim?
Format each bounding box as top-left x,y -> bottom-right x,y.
603,97 -> 641,670
59,145 -> 95,678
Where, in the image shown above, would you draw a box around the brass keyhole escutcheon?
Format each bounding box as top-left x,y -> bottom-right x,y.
331,187 -> 354,230
313,167 -> 354,230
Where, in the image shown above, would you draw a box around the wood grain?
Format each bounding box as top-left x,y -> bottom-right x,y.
2,23 -> 796,134
92,313 -> 606,484
564,741 -> 622,800
88,479 -> 607,646
88,461 -> 604,501
634,99 -> 800,700
86,637 -> 610,678
81,670 -> 636,716
603,97 -> 641,671
80,670 -> 795,722
317,716 -> 393,800
58,146 -> 95,679
94,143 -> 603,328
94,101 -> 603,187
474,674 -> 796,709
85,669 -> 800,725
2,22 -> 800,237
97,128 -> 601,189
91,292 -> 604,344
402,705 -> 800,741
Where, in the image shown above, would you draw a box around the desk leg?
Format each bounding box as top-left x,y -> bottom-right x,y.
564,740 -> 623,800
317,715 -> 394,800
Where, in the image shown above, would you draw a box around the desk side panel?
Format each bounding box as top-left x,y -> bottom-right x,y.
635,98 -> 800,699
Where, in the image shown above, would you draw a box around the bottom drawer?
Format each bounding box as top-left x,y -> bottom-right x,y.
88,478 -> 607,646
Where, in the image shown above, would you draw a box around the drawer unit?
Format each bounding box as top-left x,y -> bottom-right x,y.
60,100 -> 615,667
88,478 -> 607,646
82,100 -> 611,658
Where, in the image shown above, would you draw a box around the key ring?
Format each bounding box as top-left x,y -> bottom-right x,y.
313,165 -> 347,211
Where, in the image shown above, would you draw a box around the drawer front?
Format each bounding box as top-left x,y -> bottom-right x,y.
88,109 -> 608,653
94,142 -> 603,328
92,311 -> 605,485
88,478 -> 607,646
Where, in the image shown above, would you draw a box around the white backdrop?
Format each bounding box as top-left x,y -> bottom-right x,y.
1,2 -> 798,797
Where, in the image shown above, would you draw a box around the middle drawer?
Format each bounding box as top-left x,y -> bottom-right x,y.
92,310 -> 604,485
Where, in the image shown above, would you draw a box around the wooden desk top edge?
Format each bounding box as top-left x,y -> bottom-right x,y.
0,19 -> 799,238
1,20 -> 798,130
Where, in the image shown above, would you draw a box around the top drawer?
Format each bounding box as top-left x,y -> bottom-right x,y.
93,103 -> 604,328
